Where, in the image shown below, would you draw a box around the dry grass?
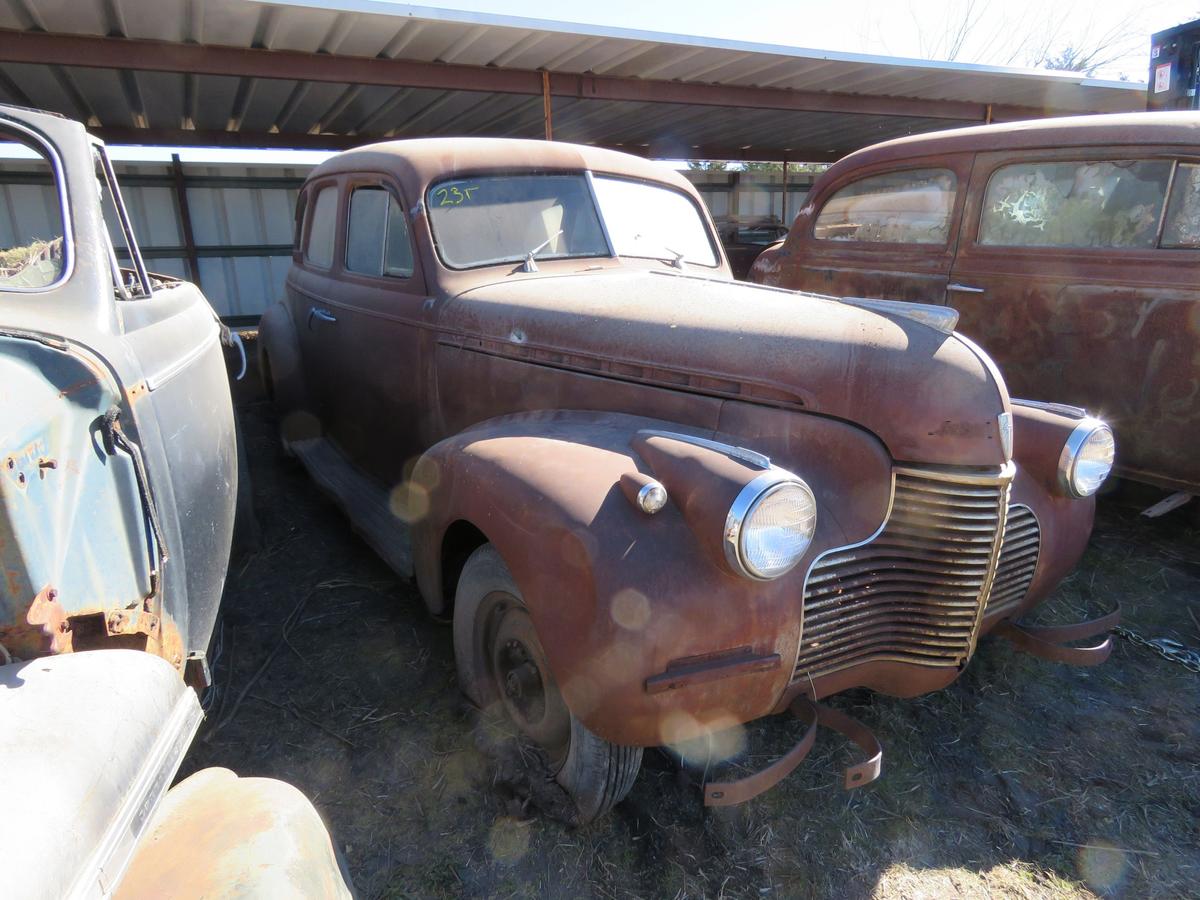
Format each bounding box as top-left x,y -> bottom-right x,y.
180,401 -> 1200,899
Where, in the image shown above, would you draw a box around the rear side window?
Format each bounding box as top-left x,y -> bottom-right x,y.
814,168 -> 956,244
1162,163 -> 1200,248
0,128 -> 67,290
979,159 -> 1172,249
345,186 -> 414,278
305,186 -> 337,268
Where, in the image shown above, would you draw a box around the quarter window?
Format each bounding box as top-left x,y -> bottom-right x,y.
979,159 -> 1172,249
814,168 -> 956,244
1162,163 -> 1200,248
0,128 -> 67,290
345,186 -> 414,278
305,186 -> 337,268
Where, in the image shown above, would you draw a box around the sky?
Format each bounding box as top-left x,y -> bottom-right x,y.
353,0 -> 1199,81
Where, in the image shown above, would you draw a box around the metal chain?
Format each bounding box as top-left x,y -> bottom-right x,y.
1113,625 -> 1200,674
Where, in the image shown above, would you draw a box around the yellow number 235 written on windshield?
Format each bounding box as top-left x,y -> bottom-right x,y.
433,185 -> 479,207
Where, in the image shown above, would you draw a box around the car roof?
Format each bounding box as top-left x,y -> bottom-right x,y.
307,136 -> 697,197
832,111 -> 1200,171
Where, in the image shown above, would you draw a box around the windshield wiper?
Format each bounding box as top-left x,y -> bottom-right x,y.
522,230 -> 565,273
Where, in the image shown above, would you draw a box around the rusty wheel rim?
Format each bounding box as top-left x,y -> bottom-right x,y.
483,592 -> 571,764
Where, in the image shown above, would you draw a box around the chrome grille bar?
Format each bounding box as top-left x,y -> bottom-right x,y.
985,504 -> 1041,619
793,465 -> 1012,683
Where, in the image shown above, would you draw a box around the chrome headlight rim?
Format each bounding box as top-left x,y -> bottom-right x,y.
1058,417 -> 1114,498
723,470 -> 818,581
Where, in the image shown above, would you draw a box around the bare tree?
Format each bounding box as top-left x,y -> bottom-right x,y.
894,1 -> 1147,78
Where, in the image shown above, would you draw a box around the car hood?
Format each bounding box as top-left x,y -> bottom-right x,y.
443,269 -> 1010,467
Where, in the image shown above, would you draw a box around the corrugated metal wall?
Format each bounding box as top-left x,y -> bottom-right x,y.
108,159 -> 305,320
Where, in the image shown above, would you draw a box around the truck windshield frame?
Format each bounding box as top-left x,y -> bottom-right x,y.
0,118 -> 74,293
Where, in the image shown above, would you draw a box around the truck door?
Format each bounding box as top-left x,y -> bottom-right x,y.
94,142 -> 237,660
948,150 -> 1200,492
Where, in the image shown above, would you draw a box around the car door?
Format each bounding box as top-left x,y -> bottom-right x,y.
948,149 -> 1200,492
773,158 -> 970,303
284,178 -> 344,440
318,176 -> 430,488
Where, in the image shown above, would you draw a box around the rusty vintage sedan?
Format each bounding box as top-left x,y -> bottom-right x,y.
260,138 -> 1118,822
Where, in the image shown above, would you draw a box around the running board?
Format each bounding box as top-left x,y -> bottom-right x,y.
289,437 -> 414,578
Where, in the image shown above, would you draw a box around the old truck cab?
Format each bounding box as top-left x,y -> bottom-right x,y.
0,105 -> 350,897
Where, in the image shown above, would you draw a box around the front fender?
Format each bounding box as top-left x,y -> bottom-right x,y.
411,409 -> 889,748
980,403 -> 1097,631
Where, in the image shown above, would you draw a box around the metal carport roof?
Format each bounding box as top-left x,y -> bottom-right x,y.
0,0 -> 1147,160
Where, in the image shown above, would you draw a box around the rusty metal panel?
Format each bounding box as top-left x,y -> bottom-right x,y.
0,335 -> 155,660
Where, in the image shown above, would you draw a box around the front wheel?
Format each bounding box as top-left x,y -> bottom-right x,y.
453,543 -> 642,823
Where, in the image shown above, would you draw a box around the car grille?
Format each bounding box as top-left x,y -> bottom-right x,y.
984,504 -> 1040,619
792,468 -> 1010,683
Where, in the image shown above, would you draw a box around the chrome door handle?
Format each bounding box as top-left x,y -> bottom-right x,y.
307,306 -> 338,328
947,283 -> 985,294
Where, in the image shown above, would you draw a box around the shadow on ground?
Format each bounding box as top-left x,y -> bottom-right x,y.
180,400 -> 1200,899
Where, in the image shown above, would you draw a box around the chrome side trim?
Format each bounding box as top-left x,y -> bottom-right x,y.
839,296 -> 960,334
1013,397 -> 1088,419
637,428 -> 771,469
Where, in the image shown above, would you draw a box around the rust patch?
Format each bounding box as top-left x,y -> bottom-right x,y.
1,586 -> 184,671
25,585 -> 72,653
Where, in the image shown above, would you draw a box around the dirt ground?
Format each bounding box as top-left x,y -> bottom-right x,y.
180,397 -> 1200,899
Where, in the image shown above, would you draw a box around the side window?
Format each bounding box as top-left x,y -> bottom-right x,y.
1162,163 -> 1200,248
293,191 -> 307,252
979,159 -> 1172,249
304,186 -> 337,269
0,128 -> 67,290
345,185 -> 414,278
814,168 -> 956,244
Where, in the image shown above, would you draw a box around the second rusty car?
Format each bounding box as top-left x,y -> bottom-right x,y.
260,138 -> 1117,822
749,112 -> 1200,496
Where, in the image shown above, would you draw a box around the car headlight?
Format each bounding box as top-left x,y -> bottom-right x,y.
1059,418 -> 1115,498
724,473 -> 818,580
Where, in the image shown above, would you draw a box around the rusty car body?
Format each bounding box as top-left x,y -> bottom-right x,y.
0,105 -> 350,898
749,112 -> 1200,495
715,216 -> 789,279
260,137 -> 1117,821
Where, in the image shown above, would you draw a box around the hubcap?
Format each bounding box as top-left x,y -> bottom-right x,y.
485,596 -> 571,762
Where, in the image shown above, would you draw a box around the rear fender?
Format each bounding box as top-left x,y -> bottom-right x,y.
258,300 -> 307,417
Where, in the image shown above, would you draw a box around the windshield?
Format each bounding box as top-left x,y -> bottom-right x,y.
591,176 -> 718,266
427,174 -> 608,269
426,172 -> 719,269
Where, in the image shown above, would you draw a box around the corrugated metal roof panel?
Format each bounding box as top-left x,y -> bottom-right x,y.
0,0 -> 1147,161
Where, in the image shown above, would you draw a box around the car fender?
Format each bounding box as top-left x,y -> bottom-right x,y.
992,403 -> 1098,624
258,300 -> 307,415
410,409 -> 881,747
